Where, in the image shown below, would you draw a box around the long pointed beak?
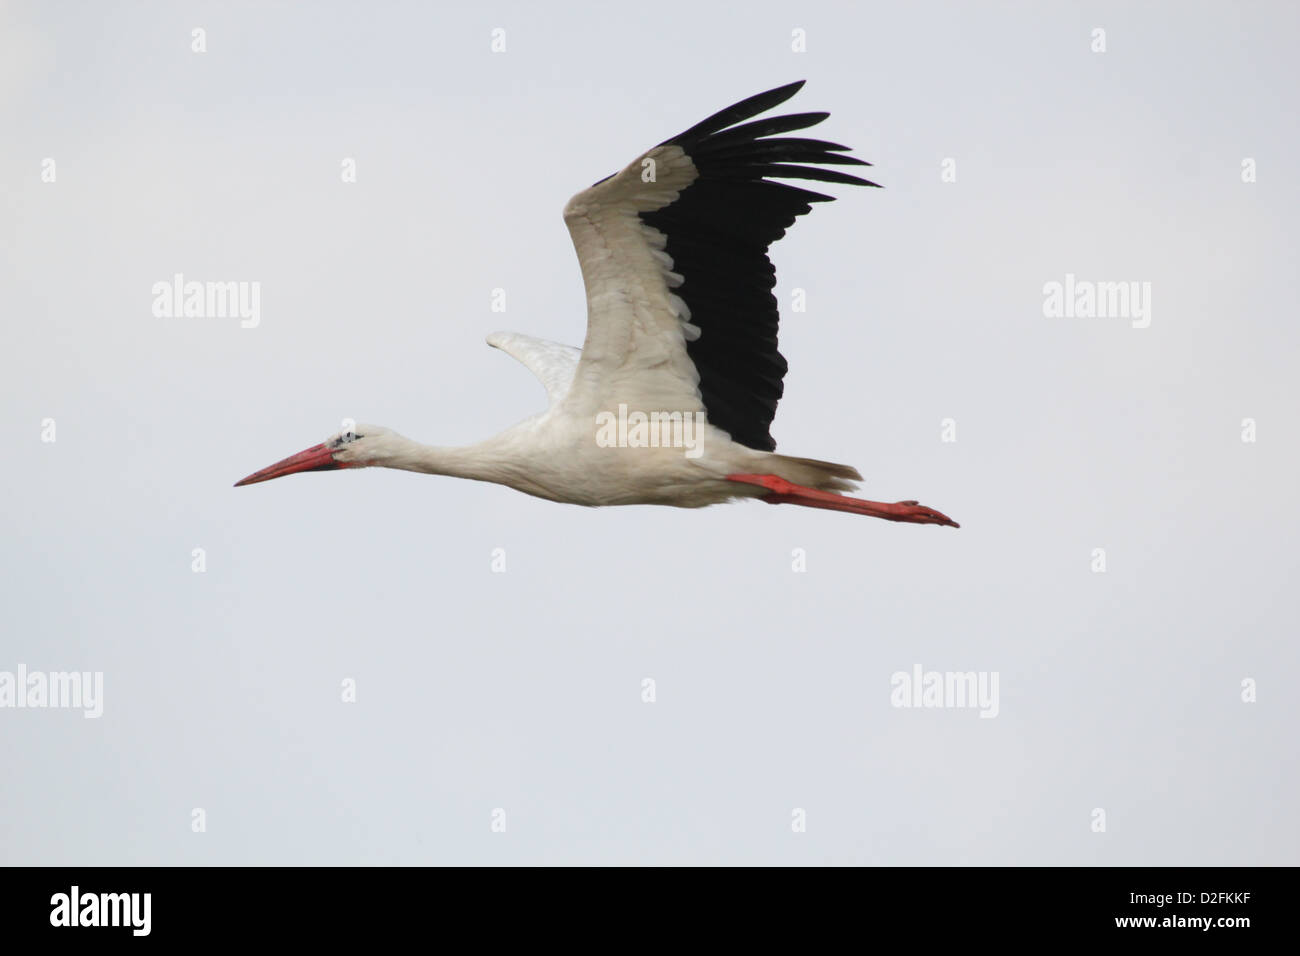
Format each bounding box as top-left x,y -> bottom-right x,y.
234,443 -> 343,487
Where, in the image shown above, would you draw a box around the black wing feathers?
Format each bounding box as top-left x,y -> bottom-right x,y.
639,81 -> 877,452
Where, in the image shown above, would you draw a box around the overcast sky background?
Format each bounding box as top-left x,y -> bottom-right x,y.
2,0 -> 1296,865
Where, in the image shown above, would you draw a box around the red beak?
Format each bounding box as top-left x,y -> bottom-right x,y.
234,443 -> 345,487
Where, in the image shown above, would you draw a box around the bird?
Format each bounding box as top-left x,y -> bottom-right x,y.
235,81 -> 958,528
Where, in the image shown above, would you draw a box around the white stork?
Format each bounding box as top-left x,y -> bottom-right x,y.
236,81 -> 958,528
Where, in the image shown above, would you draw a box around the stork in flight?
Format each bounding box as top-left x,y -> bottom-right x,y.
236,81 -> 958,528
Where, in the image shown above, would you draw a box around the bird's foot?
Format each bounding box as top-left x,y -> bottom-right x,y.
876,500 -> 959,527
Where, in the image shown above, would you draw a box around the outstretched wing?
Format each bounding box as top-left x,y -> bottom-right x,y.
486,331 -> 581,406
559,81 -> 877,451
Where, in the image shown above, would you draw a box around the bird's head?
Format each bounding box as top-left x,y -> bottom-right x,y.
234,424 -> 397,487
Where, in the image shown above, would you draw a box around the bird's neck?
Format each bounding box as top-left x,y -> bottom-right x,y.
378,434 -> 519,487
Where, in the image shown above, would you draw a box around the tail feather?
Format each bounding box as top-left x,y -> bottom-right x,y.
767,454 -> 862,493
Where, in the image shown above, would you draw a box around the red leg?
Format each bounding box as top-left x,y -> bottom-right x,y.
726,474 -> 959,528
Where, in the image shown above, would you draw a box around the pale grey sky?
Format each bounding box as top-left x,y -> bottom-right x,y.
2,0 -> 1297,865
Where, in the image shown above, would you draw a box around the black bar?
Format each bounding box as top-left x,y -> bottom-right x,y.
0,866 -> 1284,942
